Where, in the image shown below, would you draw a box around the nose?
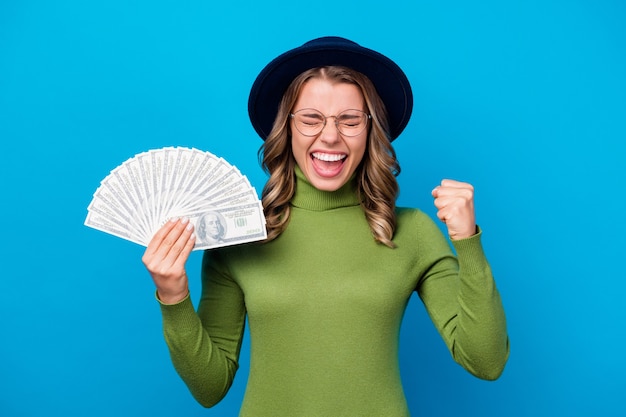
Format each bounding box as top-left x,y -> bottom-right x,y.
319,117 -> 340,144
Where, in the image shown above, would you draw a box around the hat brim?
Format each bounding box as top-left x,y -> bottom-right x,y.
248,36 -> 413,141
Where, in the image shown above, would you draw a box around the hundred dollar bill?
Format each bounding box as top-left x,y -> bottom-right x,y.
181,188 -> 262,213
84,210 -> 146,247
96,170 -> 150,240
211,188 -> 261,209
181,175 -> 253,213
185,202 -> 267,250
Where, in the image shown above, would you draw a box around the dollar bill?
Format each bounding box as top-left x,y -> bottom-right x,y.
84,146 -> 267,250
186,202 -> 267,250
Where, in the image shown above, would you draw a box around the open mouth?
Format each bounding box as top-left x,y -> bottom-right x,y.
311,152 -> 347,176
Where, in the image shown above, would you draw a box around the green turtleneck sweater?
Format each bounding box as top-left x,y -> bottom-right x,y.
159,169 -> 509,416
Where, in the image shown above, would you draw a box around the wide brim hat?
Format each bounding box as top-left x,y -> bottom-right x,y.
248,36 -> 413,141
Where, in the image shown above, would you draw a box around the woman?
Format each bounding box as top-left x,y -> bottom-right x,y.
142,36 -> 509,416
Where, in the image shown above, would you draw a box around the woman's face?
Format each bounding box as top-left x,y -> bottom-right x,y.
290,78 -> 367,192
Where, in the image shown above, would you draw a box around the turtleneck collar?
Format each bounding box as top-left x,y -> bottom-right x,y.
290,165 -> 361,211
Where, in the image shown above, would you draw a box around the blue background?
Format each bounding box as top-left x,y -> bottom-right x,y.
1,0 -> 624,416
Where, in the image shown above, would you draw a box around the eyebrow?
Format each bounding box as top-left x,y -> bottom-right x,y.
298,110 -> 324,117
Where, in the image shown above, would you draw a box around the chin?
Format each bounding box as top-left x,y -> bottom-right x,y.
308,174 -> 350,192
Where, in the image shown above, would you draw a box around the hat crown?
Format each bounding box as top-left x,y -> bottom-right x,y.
248,36 -> 413,141
303,36 -> 358,48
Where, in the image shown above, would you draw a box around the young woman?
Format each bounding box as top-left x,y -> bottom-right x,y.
142,36 -> 509,416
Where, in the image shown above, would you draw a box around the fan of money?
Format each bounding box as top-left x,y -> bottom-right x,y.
85,147 -> 267,250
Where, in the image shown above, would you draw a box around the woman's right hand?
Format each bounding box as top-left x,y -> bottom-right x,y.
142,217 -> 196,304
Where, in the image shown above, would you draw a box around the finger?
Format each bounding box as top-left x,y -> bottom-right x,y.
144,217 -> 180,258
170,230 -> 196,271
157,218 -> 194,267
168,220 -> 196,266
433,192 -> 474,212
434,184 -> 474,198
143,218 -> 191,272
433,179 -> 473,194
440,179 -> 473,189
436,208 -> 448,223
436,204 -> 461,222
433,195 -> 458,210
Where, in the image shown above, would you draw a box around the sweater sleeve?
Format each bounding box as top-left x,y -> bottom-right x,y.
158,249 -> 246,407
415,213 -> 509,380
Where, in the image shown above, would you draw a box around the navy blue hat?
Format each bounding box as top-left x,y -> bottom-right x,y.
248,36 -> 413,141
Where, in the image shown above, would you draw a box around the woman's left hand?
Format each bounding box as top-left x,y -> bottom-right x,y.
432,179 -> 477,240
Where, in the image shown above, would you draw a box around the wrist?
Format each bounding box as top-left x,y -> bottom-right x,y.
156,288 -> 189,305
450,225 -> 478,241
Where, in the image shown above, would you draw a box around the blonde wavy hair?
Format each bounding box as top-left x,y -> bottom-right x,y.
258,66 -> 401,248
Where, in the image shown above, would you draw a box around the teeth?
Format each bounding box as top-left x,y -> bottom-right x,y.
312,152 -> 346,162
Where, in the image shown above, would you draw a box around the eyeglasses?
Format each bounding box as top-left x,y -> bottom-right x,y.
289,108 -> 371,137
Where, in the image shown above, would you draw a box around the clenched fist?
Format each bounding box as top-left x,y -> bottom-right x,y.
431,179 -> 477,240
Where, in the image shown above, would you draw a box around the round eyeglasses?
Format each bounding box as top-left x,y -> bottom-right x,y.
290,108 -> 371,137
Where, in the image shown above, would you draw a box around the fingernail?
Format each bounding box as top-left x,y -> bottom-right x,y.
181,217 -> 189,224
186,222 -> 193,231
170,217 -> 179,223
